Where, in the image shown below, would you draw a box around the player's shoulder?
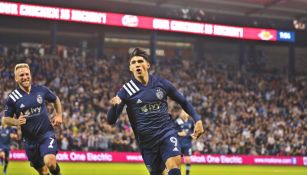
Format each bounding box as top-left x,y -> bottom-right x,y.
152,75 -> 174,91
120,79 -> 141,97
32,84 -> 46,90
33,84 -> 53,94
151,74 -> 164,82
150,74 -> 168,86
6,88 -> 23,103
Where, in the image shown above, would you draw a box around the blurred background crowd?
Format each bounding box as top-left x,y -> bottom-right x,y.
0,44 -> 306,156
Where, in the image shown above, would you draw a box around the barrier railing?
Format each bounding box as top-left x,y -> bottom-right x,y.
9,150 -> 307,166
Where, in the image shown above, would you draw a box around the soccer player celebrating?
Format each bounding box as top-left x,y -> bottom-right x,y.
0,123 -> 18,175
107,48 -> 204,175
2,63 -> 62,175
175,110 -> 195,175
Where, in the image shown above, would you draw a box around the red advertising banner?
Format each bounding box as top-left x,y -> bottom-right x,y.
0,1 -> 291,42
9,150 -> 307,166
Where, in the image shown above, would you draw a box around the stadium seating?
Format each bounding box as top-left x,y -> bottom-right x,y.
0,44 -> 306,156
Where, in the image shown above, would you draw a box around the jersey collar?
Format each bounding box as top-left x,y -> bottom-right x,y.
132,75 -> 152,88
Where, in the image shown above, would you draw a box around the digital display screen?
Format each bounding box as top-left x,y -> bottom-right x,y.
0,1 -> 295,42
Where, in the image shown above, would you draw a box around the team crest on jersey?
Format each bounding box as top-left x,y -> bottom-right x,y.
37,95 -> 43,104
156,88 -> 164,100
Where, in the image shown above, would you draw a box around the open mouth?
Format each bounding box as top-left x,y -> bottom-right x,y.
136,68 -> 141,73
22,80 -> 30,85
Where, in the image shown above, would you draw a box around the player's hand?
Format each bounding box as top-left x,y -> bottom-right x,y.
191,120 -> 204,140
17,112 -> 27,126
110,96 -> 122,105
52,113 -> 63,127
178,131 -> 187,137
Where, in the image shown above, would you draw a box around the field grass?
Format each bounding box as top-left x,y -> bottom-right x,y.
2,161 -> 307,175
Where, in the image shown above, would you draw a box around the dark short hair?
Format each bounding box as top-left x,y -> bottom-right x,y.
128,48 -> 150,63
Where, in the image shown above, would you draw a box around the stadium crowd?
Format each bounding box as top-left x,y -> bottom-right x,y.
0,45 -> 306,156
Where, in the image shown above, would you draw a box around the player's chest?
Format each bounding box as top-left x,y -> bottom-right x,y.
15,92 -> 44,111
128,86 -> 166,105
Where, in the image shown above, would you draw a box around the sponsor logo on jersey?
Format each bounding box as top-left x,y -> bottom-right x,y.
24,106 -> 42,116
140,102 -> 161,113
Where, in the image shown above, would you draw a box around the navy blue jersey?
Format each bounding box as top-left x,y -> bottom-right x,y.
108,75 -> 201,149
175,117 -> 194,147
4,85 -> 56,141
0,126 -> 15,151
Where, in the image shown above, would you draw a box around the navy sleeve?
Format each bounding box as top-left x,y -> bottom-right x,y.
107,88 -> 127,125
107,103 -> 125,125
189,120 -> 195,135
4,98 -> 15,118
162,79 -> 201,122
42,86 -> 57,102
116,87 -> 127,100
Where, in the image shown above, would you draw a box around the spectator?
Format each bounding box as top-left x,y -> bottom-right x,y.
0,45 -> 306,156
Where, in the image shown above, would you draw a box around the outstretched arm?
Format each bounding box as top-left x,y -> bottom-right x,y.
168,88 -> 200,122
165,80 -> 204,139
2,114 -> 27,127
170,91 -> 204,139
107,96 -> 125,125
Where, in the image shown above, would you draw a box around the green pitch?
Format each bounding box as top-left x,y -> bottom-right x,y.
3,161 -> 307,175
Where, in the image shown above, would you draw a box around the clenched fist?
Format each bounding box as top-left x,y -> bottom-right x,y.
17,112 -> 27,126
110,96 -> 122,105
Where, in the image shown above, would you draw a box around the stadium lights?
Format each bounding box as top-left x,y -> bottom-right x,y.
181,8 -> 191,20
293,19 -> 306,30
